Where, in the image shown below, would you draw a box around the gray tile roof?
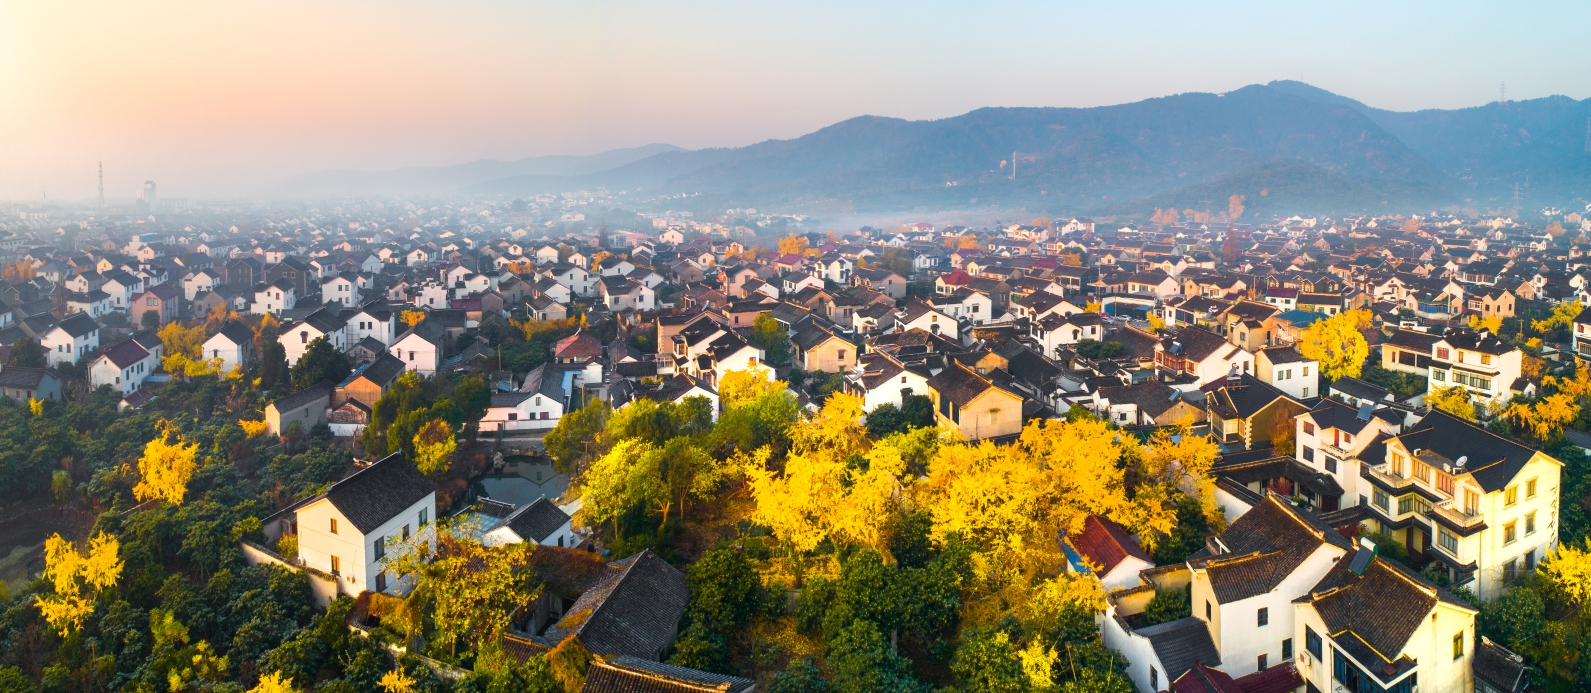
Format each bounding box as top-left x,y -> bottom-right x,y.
323,451 -> 436,535
1137,616 -> 1221,684
503,498 -> 570,543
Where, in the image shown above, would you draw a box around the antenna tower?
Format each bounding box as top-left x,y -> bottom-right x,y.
98,161 -> 104,208
1499,82 -> 1506,105
1011,150 -> 1017,180
1584,117 -> 1590,154
1512,182 -> 1523,211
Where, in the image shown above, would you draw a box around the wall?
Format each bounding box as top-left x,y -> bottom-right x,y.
1476,454 -> 1562,600
239,540 -> 340,608
266,392 -> 330,436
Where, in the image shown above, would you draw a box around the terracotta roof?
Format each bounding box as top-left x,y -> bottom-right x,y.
553,329 -> 604,360
581,656 -> 754,693
1068,514 -> 1151,575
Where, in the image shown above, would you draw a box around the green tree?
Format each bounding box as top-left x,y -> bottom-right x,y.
825,620 -> 922,693
685,549 -> 763,634
5,337 -> 45,368
1075,339 -> 1124,359
291,337 -> 351,390
259,341 -> 290,389
900,394 -> 935,430
751,314 -> 791,365
544,400 -> 611,474
453,377 -> 491,422
666,621 -> 730,675
951,626 -> 1026,693
766,659 -> 827,693
866,403 -> 904,438
1141,584 -> 1191,626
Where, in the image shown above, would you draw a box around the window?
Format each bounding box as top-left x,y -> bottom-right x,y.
330,518 -> 338,534
1440,527 -> 1458,553
1257,653 -> 1268,671
1414,463 -> 1431,483
1438,472 -> 1454,496
1206,601 -> 1211,620
1504,558 -> 1519,582
1150,668 -> 1158,690
1525,548 -> 1537,571
1258,607 -> 1268,626
376,572 -> 387,592
330,555 -> 341,575
1303,447 -> 1315,462
1504,521 -> 1517,545
1527,478 -> 1537,498
419,509 -> 428,528
1433,370 -> 1446,382
1343,433 -> 1354,445
1374,489 -> 1389,511
507,412 -> 517,421
1505,485 -> 1518,507
1437,347 -> 1450,360
1525,512 -> 1535,535
1482,354 -> 1491,365
374,537 -> 385,559
1454,632 -> 1465,660
1326,457 -> 1337,474
1306,626 -> 1322,658
1282,638 -> 1293,661
1303,422 -> 1315,435
1302,366 -> 1309,376
838,349 -> 846,360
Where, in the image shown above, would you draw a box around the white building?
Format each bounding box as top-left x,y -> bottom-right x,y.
41,313 -> 102,366
291,452 -> 437,597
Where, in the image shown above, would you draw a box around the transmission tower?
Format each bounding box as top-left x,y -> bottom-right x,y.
98,161 -> 104,208
1584,117 -> 1590,154
1499,82 -> 1506,105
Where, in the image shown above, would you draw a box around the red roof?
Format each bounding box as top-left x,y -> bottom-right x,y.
99,338 -> 151,369
938,270 -> 974,286
553,329 -> 603,360
1171,661 -> 1242,693
1266,288 -> 1299,299
1233,663 -> 1303,693
1069,514 -> 1151,575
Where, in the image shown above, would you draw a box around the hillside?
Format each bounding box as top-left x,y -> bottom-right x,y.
1095,160 -> 1456,217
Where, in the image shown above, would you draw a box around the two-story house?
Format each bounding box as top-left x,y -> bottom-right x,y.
41,313 -> 101,366
925,360 -> 1024,441
279,308 -> 349,366
89,337 -> 159,394
1381,329 -> 1522,405
292,451 -> 437,597
201,320 -> 257,373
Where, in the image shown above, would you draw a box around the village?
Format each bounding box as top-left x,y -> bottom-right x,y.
1,197 -> 1588,693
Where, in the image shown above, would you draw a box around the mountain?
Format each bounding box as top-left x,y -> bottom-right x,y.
277,143 -> 684,195
1094,160 -> 1456,217
469,84 -> 1454,215
1266,80 -> 1591,203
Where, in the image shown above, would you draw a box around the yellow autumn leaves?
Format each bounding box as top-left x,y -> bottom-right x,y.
134,420 -> 199,506
38,532 -> 123,635
1298,309 -> 1371,381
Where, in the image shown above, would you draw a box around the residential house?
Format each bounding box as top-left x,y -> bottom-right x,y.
1063,514 -> 1155,590
791,323 -> 854,373
479,498 -> 576,549
89,337 -> 158,394
843,350 -> 931,412
1156,327 -> 1256,386
201,321 -> 257,373
254,280 -> 296,315
1381,329 -> 1522,405
336,354 -> 407,408
925,360 -> 1024,440
131,284 -> 179,326
292,451 -> 436,596
1254,345 -> 1317,399
1204,374 -> 1308,452
390,320 -> 446,375
279,309 -> 349,366
264,381 -> 334,436
0,365 -> 62,403
41,313 -> 101,366
1097,379 -> 1205,426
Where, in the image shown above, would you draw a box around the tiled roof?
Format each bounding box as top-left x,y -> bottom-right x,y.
0,366 -> 55,389
1472,637 -> 1531,693
1203,494 -> 1351,603
503,498 -> 571,543
1170,660 -> 1242,693
99,338 -> 150,369
554,329 -> 603,360
536,550 -> 689,660
1139,616 -> 1221,684
1298,553 -> 1470,672
1068,515 -> 1151,575
1390,409 -> 1545,493
581,656 -> 754,693
323,451 -> 437,535
269,381 -> 335,417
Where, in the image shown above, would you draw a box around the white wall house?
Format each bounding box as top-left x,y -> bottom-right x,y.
41,314 -> 102,366
390,320 -> 444,375
292,452 -> 437,597
89,338 -> 157,395
278,309 -> 349,366
480,498 -> 577,549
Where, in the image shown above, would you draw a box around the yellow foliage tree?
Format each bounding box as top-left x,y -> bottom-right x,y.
239,419 -> 270,438
1401,218 -> 1422,233
1061,253 -> 1083,267
159,322 -> 208,373
1298,309 -> 1370,381
1533,300 -> 1581,334
402,310 -> 427,328
1084,300 -> 1102,313
1147,313 -> 1166,332
134,420 -> 199,505
378,671 -> 415,693
1227,195 -> 1246,221
28,398 -> 42,417
1543,542 -> 1591,607
1547,220 -> 1566,237
1546,363 -> 1591,403
1030,217 -> 1052,230
777,235 -> 809,256
1505,393 -> 1579,443
719,369 -> 782,409
1467,314 -> 1503,334
250,672 -> 297,693
1427,385 -> 1476,421
413,419 -> 457,477
958,234 -> 982,249
36,532 -> 122,635
0,260 -> 36,284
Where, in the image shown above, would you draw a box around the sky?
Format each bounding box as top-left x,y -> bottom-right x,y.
3,0 -> 1589,200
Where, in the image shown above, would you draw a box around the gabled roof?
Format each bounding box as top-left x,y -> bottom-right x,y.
535,550 -> 689,660
582,656 -> 754,693
553,329 -> 603,360
269,380 -> 335,416
1138,617 -> 1221,685
52,313 -> 100,338
98,338 -> 150,369
926,360 -> 1018,408
321,450 -> 437,535
1067,514 -> 1151,575
1298,551 -> 1473,675
1201,494 -> 1353,603
1389,409 -> 1551,493
502,497 -> 571,543
207,320 -> 255,348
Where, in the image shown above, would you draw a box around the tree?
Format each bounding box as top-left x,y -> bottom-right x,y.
684,549 -> 763,633
1533,300 -> 1581,335
1221,235 -> 1240,266
1505,393 -> 1579,443
1543,541 -> 1591,607
750,314 -> 791,364
454,377 -> 490,422
259,341 -> 289,389
412,419 -> 456,477
778,235 -> 810,256
5,336 -> 44,368
544,399 -> 611,474
0,260 -> 35,284
766,659 -> 828,693
1227,194 -> 1245,221
388,534 -> 538,657
951,627 -> 1027,693
142,310 -> 161,329
1141,585 -> 1191,626
866,403 -> 905,438
1298,309 -> 1370,381
36,532 -> 122,635
720,368 -> 783,409
135,420 -> 199,505
1428,385 -> 1476,421
159,321 -> 209,373
1468,314 -> 1504,334
825,620 -> 920,693
291,336 -> 351,390
401,310 -> 427,328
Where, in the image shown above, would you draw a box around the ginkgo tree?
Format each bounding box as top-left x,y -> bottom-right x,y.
36,532 -> 123,635
134,420 -> 199,505
1298,309 -> 1370,381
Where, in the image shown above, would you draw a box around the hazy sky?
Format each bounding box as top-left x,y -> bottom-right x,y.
3,1 -> 1588,200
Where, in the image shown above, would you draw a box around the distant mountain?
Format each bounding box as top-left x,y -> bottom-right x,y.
277,143 -> 684,195
1094,160 -> 1456,217
470,84 -> 1457,215
1266,80 -> 1591,203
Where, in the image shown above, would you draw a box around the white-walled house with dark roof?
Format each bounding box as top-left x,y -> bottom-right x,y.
291,451 -> 437,597
89,337 -> 157,394
41,313 -> 101,366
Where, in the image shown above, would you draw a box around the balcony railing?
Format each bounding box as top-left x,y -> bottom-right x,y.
1364,463 -> 1418,491
1427,499 -> 1485,529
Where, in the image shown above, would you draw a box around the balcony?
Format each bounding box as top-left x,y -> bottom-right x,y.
1427,499 -> 1485,530
1364,462 -> 1418,491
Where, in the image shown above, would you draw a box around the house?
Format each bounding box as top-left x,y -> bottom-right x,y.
254,280 -> 296,315
511,549 -> 688,661
182,268 -> 223,300
89,337 -> 158,394
321,272 -> 362,307
131,284 -> 179,326
1293,538 -> 1480,693
264,381 -> 334,436
1030,312 -> 1103,359
481,365 -> 568,431
327,400 -> 370,437
851,267 -> 907,298
1204,374 -> 1308,452
342,303 -> 397,347
925,360 -> 1024,440
0,365 -> 62,403
843,350 -> 931,412
390,320 -> 446,375
279,309 -> 349,366
1127,270 -> 1180,299
1097,379 -> 1204,426
612,374 -> 720,420
1063,514 -> 1154,590
202,320 -> 256,373
336,354 -> 407,408
291,451 -> 436,596
791,323 -> 854,373
1215,301 -> 1281,351
1189,494 -> 1355,681
1156,327 -> 1255,386
1381,329 -> 1522,405
41,313 -> 101,366
600,276 -> 656,312
894,299 -> 959,340
1282,397 -> 1404,516
1253,345 -> 1317,399
1357,409 -> 1562,600
480,498 -> 576,549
